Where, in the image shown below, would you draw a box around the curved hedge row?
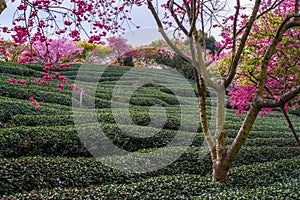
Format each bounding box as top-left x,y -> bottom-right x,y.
0,83 -> 200,109
0,124 -> 202,157
24,63 -> 82,72
1,147 -> 299,195
0,62 -> 42,77
0,97 -> 70,123
9,111 -> 200,133
1,122 -> 298,158
2,156 -> 299,199
0,83 -> 73,106
9,109 -> 298,134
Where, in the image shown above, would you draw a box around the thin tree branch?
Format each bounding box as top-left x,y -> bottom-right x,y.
232,0 -> 240,57
281,106 -> 300,150
188,0 -> 198,37
194,35 -> 220,90
257,15 -> 300,96
226,102 -> 260,162
224,0 -> 261,88
147,1 -> 192,64
256,85 -> 300,108
194,68 -> 217,158
235,0 -> 285,38
167,0 -> 189,35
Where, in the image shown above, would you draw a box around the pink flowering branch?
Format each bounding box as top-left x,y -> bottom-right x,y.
256,14 -> 300,96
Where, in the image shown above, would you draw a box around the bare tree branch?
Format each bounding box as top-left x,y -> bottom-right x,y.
256,85 -> 300,108
188,0 -> 198,37
232,0 -> 240,56
235,0 -> 285,39
224,0 -> 261,88
147,1 -> 193,64
193,36 -> 220,90
226,102 -> 260,163
167,0 -> 189,35
194,69 -> 217,158
281,106 -> 300,150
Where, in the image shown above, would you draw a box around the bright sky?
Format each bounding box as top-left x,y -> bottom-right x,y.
124,0 -> 254,46
0,0 -> 254,46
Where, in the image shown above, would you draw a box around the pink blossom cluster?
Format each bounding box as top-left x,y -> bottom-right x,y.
59,63 -> 71,70
70,84 -> 84,93
6,0 -> 145,48
228,85 -> 256,115
107,36 -> 132,59
222,0 -> 300,115
28,38 -> 82,64
18,51 -> 37,64
43,63 -> 56,71
55,72 -> 68,84
0,40 -> 8,58
29,96 -> 41,110
7,78 -> 27,85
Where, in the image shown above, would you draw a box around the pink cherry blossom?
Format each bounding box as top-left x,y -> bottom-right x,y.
57,84 -> 65,90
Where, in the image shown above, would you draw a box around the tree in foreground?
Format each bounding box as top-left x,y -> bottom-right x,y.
0,0 -> 299,183
145,0 -> 300,182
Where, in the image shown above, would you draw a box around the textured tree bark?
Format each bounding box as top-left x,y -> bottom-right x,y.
212,158 -> 231,183
226,103 -> 261,163
0,0 -> 6,15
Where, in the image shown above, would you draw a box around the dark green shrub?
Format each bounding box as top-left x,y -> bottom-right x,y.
0,83 -> 72,106
9,110 -> 201,132
3,156 -> 300,199
0,97 -> 69,123
0,126 -> 90,157
0,146 -> 298,195
153,52 -> 194,79
0,62 -> 42,77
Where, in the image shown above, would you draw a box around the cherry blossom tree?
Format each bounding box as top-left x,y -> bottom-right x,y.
107,36 -> 132,65
19,38 -> 83,64
225,3 -> 300,147
145,0 -> 300,182
0,0 -> 142,65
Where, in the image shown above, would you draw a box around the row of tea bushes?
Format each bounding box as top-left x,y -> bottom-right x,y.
0,62 -> 42,77
0,124 -> 201,157
9,111 -> 199,132
1,146 -> 299,195
1,122 -> 298,158
3,156 -> 299,199
0,97 -> 71,123
9,109 -> 298,134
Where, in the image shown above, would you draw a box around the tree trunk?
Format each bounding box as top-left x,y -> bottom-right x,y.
212,158 -> 231,183
0,0 -> 6,15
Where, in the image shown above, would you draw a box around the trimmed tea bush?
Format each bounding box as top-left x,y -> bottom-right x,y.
3,156 -> 299,199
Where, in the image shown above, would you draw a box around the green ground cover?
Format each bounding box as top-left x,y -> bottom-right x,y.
0,62 -> 299,199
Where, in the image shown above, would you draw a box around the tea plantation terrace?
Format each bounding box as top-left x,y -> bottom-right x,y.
0,62 -> 299,199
